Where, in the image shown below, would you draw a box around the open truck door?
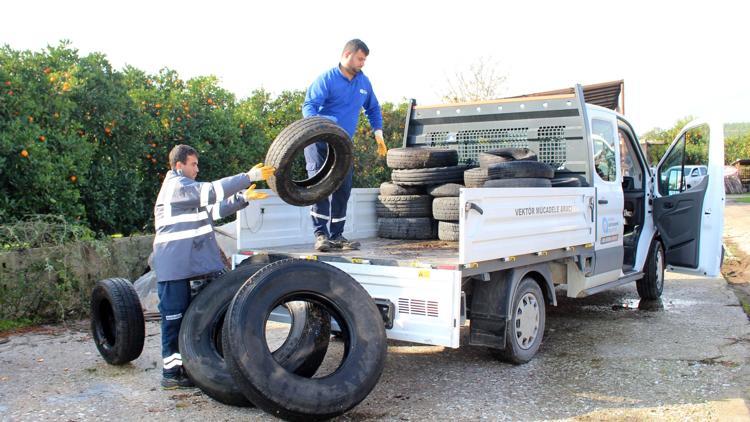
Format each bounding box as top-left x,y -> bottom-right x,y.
653,120 -> 724,277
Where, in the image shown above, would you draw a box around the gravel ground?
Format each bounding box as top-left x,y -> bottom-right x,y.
1,271 -> 749,421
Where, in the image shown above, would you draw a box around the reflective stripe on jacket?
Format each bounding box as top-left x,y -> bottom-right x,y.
152,170 -> 250,281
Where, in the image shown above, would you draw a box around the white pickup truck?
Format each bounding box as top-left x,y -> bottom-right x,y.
232,85 -> 725,363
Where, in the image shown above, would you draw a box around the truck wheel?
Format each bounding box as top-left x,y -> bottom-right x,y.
377,217 -> 436,240
223,259 -> 387,421
478,147 -> 537,168
265,117 -> 353,206
438,221 -> 459,241
432,197 -> 459,221
464,167 -> 489,188
483,178 -> 552,188
487,161 -> 554,180
427,183 -> 463,197
637,240 -> 665,300
375,195 -> 432,218
180,263 -> 330,406
379,182 -> 423,196
391,165 -> 469,186
90,278 -> 145,365
498,277 -> 545,364
386,147 -> 458,169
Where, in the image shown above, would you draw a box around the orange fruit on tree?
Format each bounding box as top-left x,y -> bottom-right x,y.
43,67 -> 51,74
38,135 -> 45,142
207,98 -> 214,105
20,150 -> 28,158
70,175 -> 77,183
104,127 -> 111,135
28,116 -> 34,123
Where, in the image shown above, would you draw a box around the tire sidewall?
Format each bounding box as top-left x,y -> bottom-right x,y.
505,278 -> 545,364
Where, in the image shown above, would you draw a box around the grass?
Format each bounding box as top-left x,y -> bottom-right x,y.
0,318 -> 36,333
735,196 -> 750,204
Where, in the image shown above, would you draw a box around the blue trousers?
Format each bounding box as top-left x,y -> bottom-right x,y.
157,279 -> 191,376
304,141 -> 354,238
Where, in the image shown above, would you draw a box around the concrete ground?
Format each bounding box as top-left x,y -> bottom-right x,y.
1,202 -> 750,421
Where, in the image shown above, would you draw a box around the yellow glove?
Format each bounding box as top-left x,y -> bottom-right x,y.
247,163 -> 275,181
244,184 -> 269,201
375,129 -> 387,157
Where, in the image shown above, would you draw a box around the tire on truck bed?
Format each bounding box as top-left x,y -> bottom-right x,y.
90,278 -> 145,365
432,197 -> 460,221
377,217 -> 436,240
375,195 -> 432,218
180,263 -> 330,406
386,147 -> 458,169
438,221 -> 459,241
265,117 -> 353,206
487,161 -> 555,180
379,182 -> 423,196
483,178 -> 552,188
391,165 -> 469,186
427,183 -> 463,197
478,147 -> 538,168
223,259 -> 387,421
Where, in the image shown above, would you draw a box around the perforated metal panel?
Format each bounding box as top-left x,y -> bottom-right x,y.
537,125 -> 567,168
426,128 -> 530,165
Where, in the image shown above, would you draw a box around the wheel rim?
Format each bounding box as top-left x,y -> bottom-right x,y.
514,292 -> 539,350
655,246 -> 664,291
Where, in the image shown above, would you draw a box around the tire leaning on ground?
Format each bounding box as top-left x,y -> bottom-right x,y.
636,239 -> 665,300
375,195 -> 432,218
487,160 -> 555,180
432,197 -> 460,221
377,217 -> 436,240
90,278 -> 145,365
483,178 -> 552,188
478,147 -> 538,168
223,259 -> 387,421
391,165 -> 469,186
497,276 -> 545,364
438,221 -> 459,241
265,117 -> 353,206
180,263 -> 331,407
386,147 -> 458,169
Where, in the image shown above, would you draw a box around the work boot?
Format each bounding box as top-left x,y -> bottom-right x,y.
330,234 -> 360,250
314,234 -> 332,252
161,367 -> 195,390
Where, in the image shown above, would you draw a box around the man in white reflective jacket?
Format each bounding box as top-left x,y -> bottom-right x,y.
152,144 -> 274,389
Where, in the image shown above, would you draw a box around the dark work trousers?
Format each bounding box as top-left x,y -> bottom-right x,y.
304,141 -> 354,239
157,279 -> 191,376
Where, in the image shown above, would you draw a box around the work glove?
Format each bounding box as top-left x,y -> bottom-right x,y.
244,184 -> 269,202
247,163 -> 275,181
375,129 -> 387,157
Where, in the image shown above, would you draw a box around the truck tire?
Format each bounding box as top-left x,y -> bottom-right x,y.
180,264 -> 330,406
483,178 -> 552,188
378,217 -> 436,240
90,278 -> 145,365
636,240 -> 665,300
223,259 -> 387,421
551,177 -> 582,187
376,195 -> 432,218
438,221 -> 459,241
487,161 -> 554,180
391,165 -> 469,186
427,183 -> 463,197
379,182 -> 423,196
386,147 -> 458,169
553,172 -> 589,187
464,167 -> 489,188
432,197 -> 459,221
478,147 -> 538,168
265,117 -> 353,206
498,277 -> 545,364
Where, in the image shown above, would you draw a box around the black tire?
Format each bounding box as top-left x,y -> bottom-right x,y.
438,221 -> 459,241
478,147 -> 538,168
483,178 -> 552,188
379,182 -> 423,196
376,195 -> 432,218
551,177 -> 582,187
223,259 -> 387,421
427,183 -> 463,197
464,167 -> 489,188
432,197 -> 459,221
377,217 -> 436,240
498,277 -> 545,364
487,161 -> 555,180
90,278 -> 145,365
265,117 -> 353,206
553,172 -> 589,187
391,165 -> 469,186
386,147 -> 458,169
236,253 -> 291,266
637,240 -> 665,300
180,264 -> 331,406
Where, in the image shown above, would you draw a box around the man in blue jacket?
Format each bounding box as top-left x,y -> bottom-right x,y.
152,144 -> 274,388
303,38 -> 386,252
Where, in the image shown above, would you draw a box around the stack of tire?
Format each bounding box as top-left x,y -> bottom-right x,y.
378,147 -> 468,240
464,147 -> 554,188
428,182 -> 462,241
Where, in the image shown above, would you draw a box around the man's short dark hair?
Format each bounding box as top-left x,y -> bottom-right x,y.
342,39 -> 369,56
169,144 -> 198,169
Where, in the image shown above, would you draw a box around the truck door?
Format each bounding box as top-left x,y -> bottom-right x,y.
653,120 -> 725,277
